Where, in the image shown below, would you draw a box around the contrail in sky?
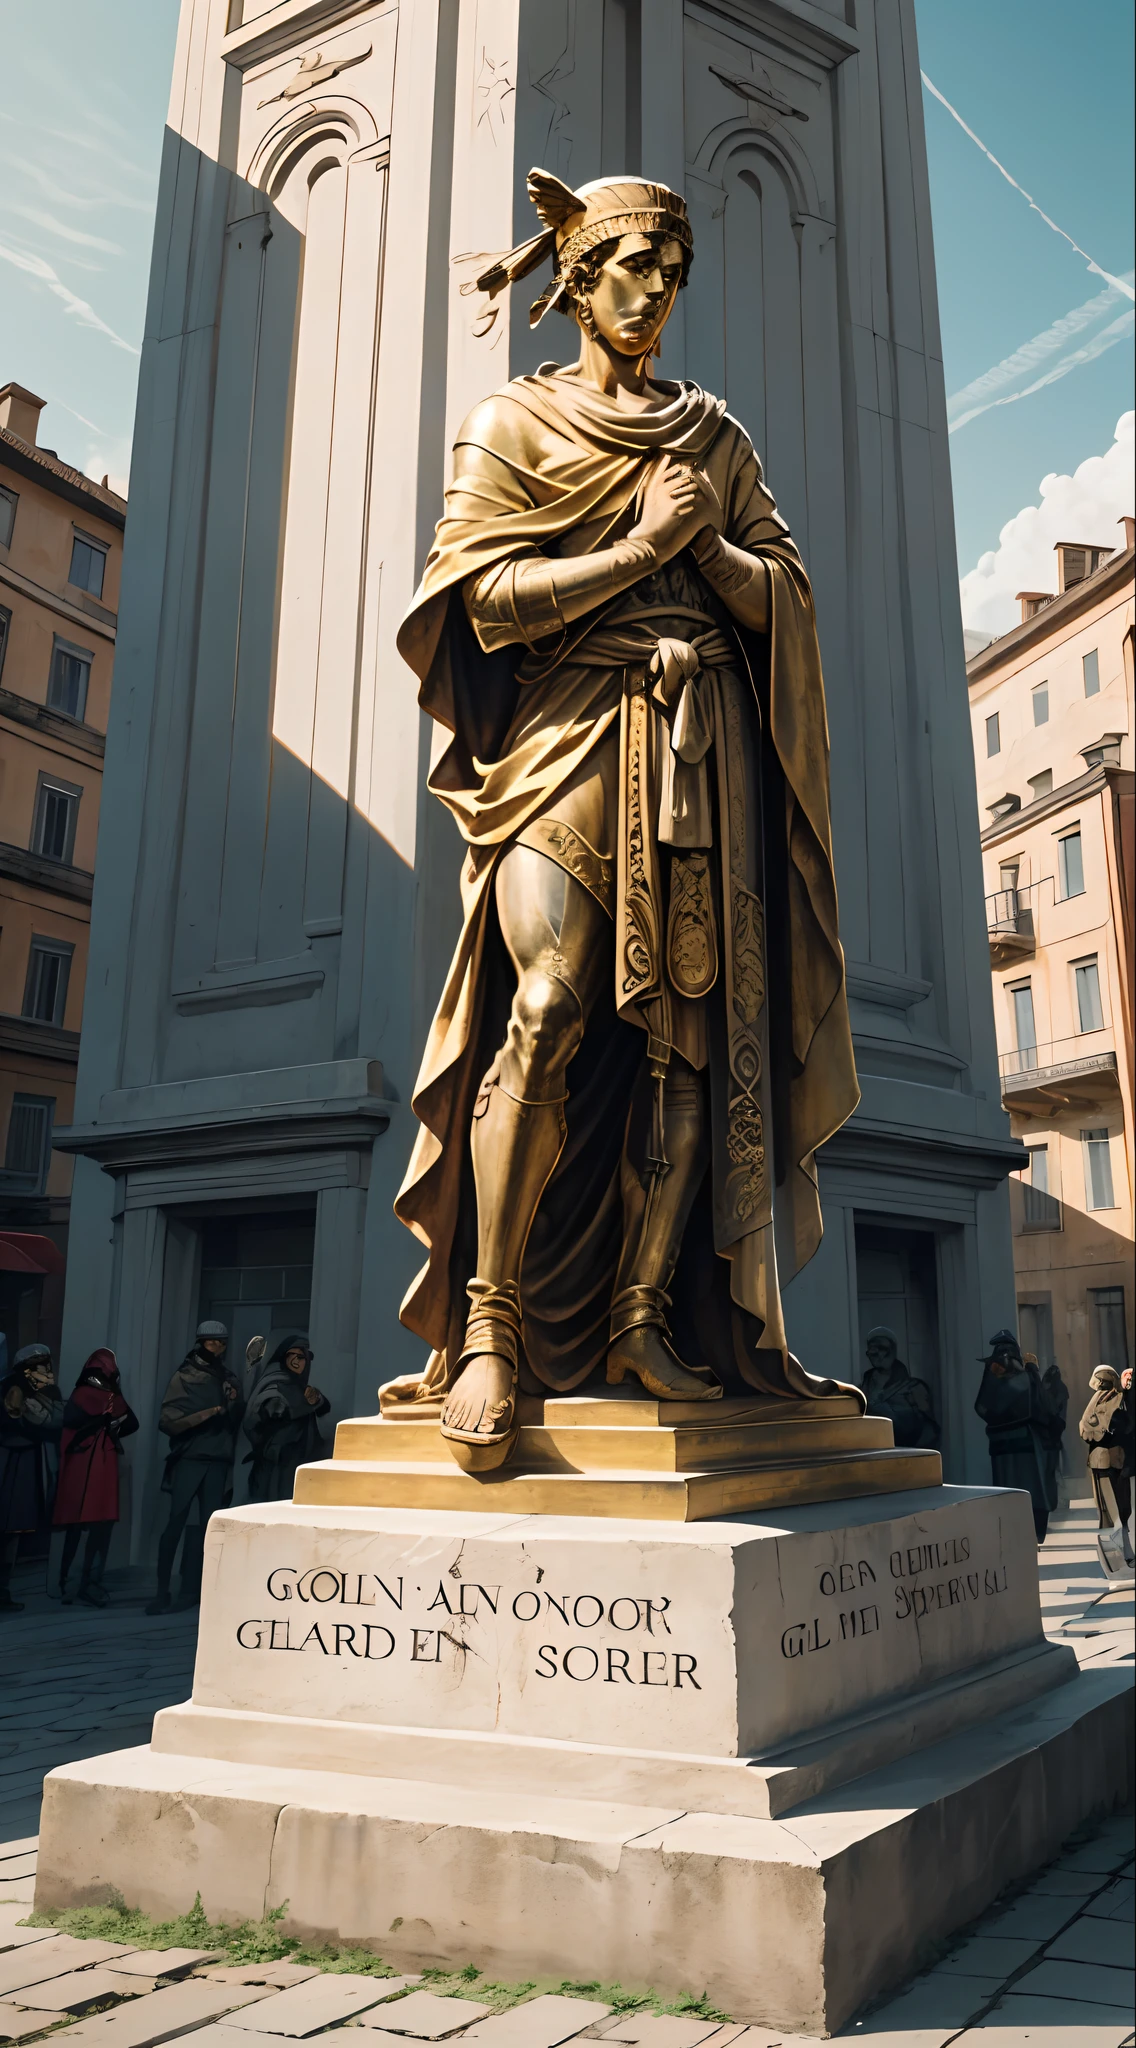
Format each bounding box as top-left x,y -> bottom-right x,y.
921,72 -> 1134,303
0,238 -> 139,354
947,276 -> 1135,433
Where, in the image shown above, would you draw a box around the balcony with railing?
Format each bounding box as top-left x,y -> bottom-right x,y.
1000,1029 -> 1119,1111
986,882 -> 1043,969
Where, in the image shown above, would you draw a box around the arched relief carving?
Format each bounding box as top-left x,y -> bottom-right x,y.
245,95 -> 382,226
696,114 -> 828,227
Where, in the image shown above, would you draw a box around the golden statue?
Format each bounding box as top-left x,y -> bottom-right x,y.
391,170 -> 861,1472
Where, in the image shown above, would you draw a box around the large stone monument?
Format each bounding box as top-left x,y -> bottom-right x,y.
38,0 -> 1131,2035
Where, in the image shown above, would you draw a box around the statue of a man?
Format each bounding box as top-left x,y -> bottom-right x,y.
861,1326 -> 940,1450
392,171 -> 860,1468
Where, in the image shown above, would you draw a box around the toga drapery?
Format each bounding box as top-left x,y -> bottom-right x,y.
394,368 -> 860,1403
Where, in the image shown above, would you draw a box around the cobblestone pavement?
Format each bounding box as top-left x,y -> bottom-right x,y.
1,1502 -> 1132,2044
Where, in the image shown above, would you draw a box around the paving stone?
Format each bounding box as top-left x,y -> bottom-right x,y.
1029,1867 -> 1108,1897
0,2001 -> 61,2041
1046,1913 -> 1135,1966
464,1997 -> 612,2048
229,1977 -> 426,2037
935,1933 -> 1039,1978
1085,1877 -> 1136,1922
0,1914 -> 56,1955
152,2031 -> 278,2048
855,1970 -> 1002,2032
202,1969 -> 321,1990
0,1890 -> 32,1909
585,2020 -> 706,2048
1013,1955 -> 1135,2005
1052,1841 -> 1134,1876
0,1849 -> 36,1865
361,1993 -> 492,2039
10,1967 -> 147,2012
56,1980 -> 270,2048
114,1953 -> 226,1981
986,1889 -> 1079,1942
0,1936 -> 140,1998
0,1865 -> 33,1885
960,1987 -> 1136,2040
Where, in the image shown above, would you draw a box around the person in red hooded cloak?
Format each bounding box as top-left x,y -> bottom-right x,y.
52,1349 -> 138,1606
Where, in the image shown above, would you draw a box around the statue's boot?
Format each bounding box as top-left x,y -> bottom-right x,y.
440,1079 -> 566,1471
607,1060 -> 722,1401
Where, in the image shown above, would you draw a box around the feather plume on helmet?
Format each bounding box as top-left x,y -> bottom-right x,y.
469,168 -> 693,328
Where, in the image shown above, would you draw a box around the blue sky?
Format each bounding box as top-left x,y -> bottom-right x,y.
1,0 -> 1131,608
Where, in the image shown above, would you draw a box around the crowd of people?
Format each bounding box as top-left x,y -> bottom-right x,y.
0,1321 -> 330,1615
3,1315 -> 1132,1613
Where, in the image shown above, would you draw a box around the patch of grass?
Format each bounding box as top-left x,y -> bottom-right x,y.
19,1907 -> 728,2020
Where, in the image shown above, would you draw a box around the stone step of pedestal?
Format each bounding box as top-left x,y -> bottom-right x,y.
334,1413 -> 893,1474
34,1667 -> 1134,2038
152,1635 -> 1076,1818
295,1446 -> 940,1519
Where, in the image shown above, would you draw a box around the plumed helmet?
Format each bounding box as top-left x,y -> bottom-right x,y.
196,1320 -> 229,1343
473,168 -> 693,328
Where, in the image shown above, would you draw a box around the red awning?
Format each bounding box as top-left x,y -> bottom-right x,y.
0,1231 -> 65,1276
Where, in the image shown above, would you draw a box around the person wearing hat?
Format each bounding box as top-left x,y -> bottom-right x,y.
147,1321 -> 243,1614
0,1343 -> 63,1612
387,167 -> 860,1470
975,1329 -> 1051,1544
53,1349 -> 138,1606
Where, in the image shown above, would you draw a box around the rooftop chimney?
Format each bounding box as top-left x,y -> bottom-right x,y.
0,382 -> 47,447
1015,590 -> 1053,623
1121,515 -> 1135,553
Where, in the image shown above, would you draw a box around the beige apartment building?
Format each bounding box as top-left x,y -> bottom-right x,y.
0,381 -> 125,1362
967,522 -> 1134,1419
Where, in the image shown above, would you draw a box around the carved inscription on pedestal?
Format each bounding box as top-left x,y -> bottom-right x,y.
779,1533 -> 1009,1660
236,1569 -> 701,1689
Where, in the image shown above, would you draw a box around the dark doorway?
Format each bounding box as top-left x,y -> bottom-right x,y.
854,1219 -> 942,1421
197,1209 -> 316,1368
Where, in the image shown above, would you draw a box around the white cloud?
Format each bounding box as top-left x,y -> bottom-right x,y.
959,412 -> 1135,635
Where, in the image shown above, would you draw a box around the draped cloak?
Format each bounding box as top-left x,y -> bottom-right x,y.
395,369 -> 860,1403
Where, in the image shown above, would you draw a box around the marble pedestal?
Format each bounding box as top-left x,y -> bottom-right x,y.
37,1487 -> 1131,2035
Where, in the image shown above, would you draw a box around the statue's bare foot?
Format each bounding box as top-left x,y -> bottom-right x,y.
607,1325 -> 722,1401
440,1353 -> 519,1469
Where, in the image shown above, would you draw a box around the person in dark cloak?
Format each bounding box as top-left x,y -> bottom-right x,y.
861,1325 -> 940,1450
975,1328 -> 1051,1544
53,1349 -> 138,1606
0,1343 -> 63,1613
1033,1356 -> 1069,1520
241,1335 -> 330,1503
146,1321 -> 244,1615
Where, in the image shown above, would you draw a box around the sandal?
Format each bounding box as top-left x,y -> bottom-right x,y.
440,1281 -> 523,1472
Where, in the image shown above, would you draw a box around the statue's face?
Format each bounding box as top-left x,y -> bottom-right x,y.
866,1336 -> 896,1372
583,232 -> 685,355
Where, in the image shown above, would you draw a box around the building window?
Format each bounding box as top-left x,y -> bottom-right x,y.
2,1095 -> 55,1193
1089,1286 -> 1128,1372
22,937 -> 73,1027
1010,981 -> 1037,1068
1028,769 -> 1053,800
0,603 -> 10,685
1057,830 -> 1084,899
68,533 -> 108,599
31,777 -> 80,865
0,485 -> 17,549
1032,683 -> 1049,726
985,712 -> 1000,757
47,636 -> 93,721
1074,958 -> 1104,1034
1083,648 -> 1100,697
1082,1128 -> 1116,1211
1022,1147 -> 1061,1231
